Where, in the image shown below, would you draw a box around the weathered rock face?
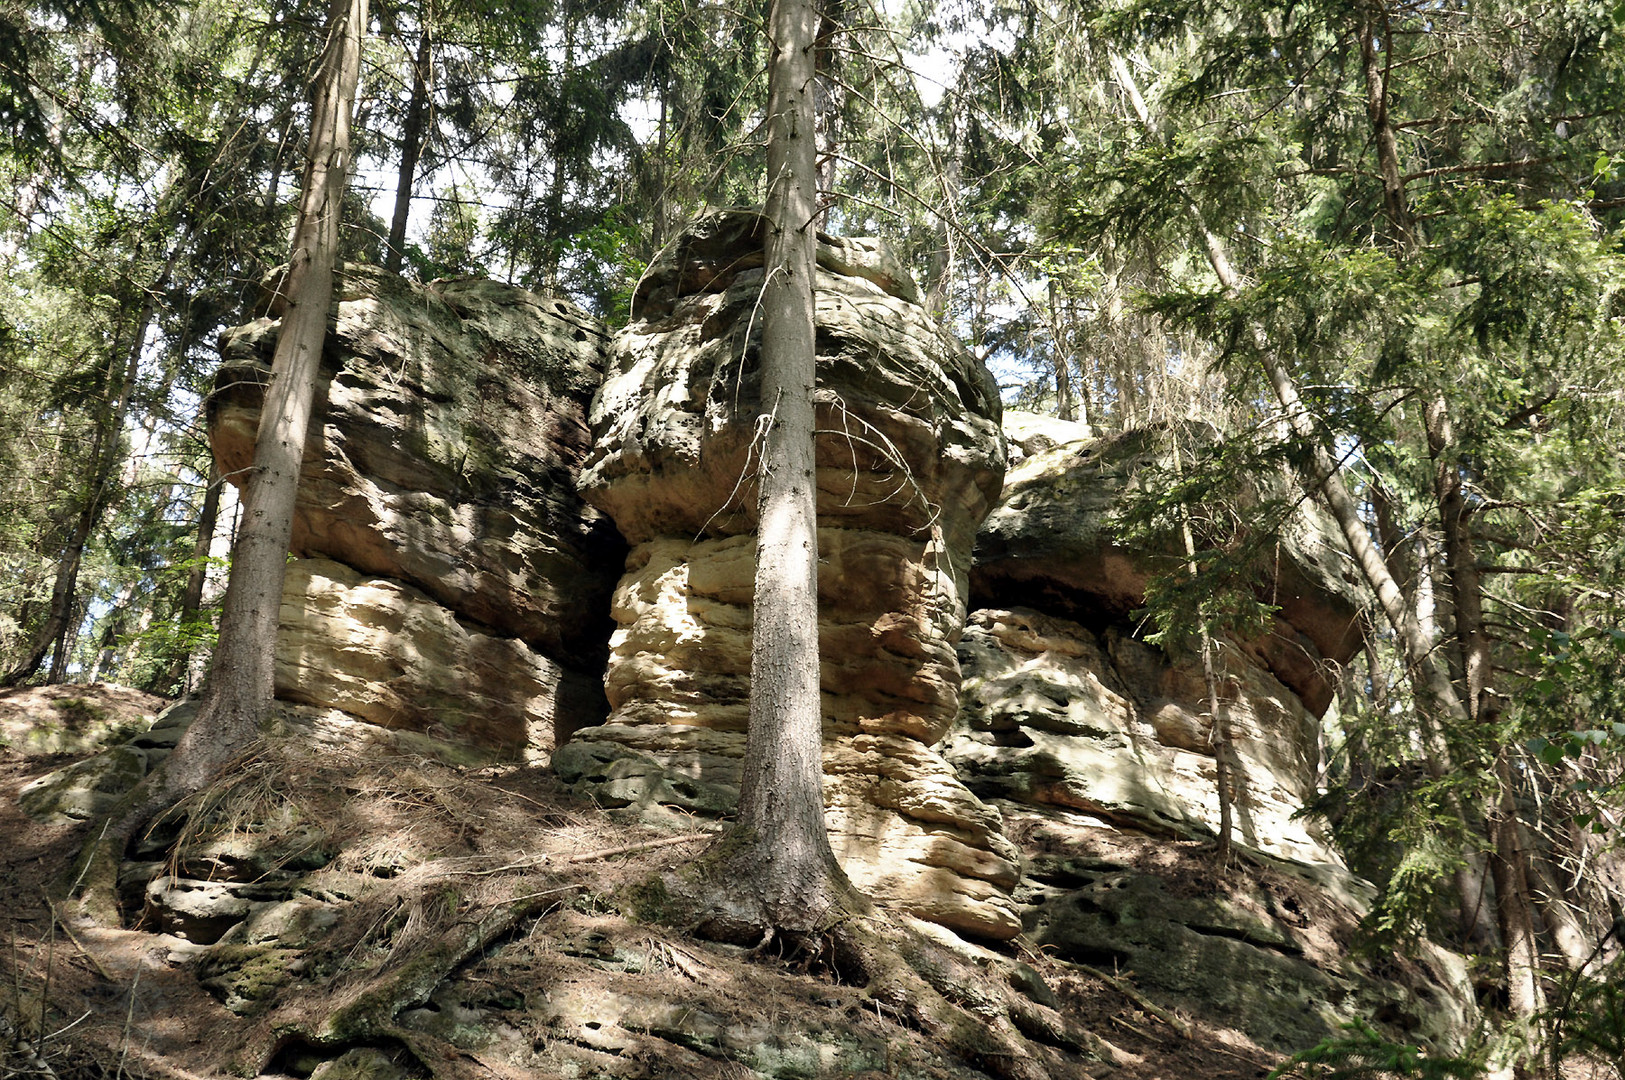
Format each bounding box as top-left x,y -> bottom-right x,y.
209,268 -> 623,755
1009,814 -> 1475,1055
957,414 -> 1367,869
947,413 -> 1473,1049
276,558 -> 605,756
947,606 -> 1339,867
565,210 -> 1021,939
976,416 -> 1365,715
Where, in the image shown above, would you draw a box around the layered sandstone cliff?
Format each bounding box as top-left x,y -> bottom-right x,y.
947,413 -> 1472,1048
954,414 -> 1362,867
207,267 -> 623,757
561,210 -> 1022,939
14,245 -> 1477,1059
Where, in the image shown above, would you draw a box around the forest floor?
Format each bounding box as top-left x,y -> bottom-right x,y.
0,687 -> 1277,1080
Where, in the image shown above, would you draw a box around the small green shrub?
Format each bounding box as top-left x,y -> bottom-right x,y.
1269,1019 -> 1485,1079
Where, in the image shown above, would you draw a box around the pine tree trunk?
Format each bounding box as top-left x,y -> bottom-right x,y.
1425,395 -> 1547,1014
1115,41 -> 1508,955
87,581 -> 137,682
727,0 -> 851,930
922,114 -> 959,324
1049,281 -> 1076,422
136,0 -> 368,808
384,19 -> 431,274
153,464 -> 224,694
2,246 -> 181,687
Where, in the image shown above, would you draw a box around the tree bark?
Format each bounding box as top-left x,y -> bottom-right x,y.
725,0 -> 852,930
153,463 -> 224,694
384,18 -> 432,274
1049,280 -> 1077,422
1168,424 -> 1230,860
119,0 -> 368,823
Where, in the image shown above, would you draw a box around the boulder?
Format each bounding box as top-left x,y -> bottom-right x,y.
18,700 -> 194,823
208,267 -> 624,755
570,210 -> 1020,939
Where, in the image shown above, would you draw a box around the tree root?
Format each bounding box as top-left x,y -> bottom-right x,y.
836,916 -> 1119,1080
55,737 -> 267,926
241,888 -> 553,1071
54,769 -> 181,926
659,838 -> 1122,1080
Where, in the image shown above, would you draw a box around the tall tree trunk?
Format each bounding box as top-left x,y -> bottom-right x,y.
651,72 -> 669,251
1169,424 -> 1230,860
87,581 -> 138,682
922,113 -> 959,324
1108,45 -> 1507,955
2,245 -> 182,687
812,0 -> 844,222
384,17 -> 432,274
67,0 -> 370,917
1426,395 -> 1546,1015
1049,280 -> 1077,422
167,0 -> 367,784
538,16 -> 576,289
154,463 -> 224,694
1364,0 -> 1544,1009
724,0 -> 852,930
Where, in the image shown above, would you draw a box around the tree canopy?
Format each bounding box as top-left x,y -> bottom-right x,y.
2,0 -> 1623,1071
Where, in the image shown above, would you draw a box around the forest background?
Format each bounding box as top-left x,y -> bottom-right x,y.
3,0 -> 1625,1069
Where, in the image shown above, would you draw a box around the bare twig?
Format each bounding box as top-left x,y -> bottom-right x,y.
115,964 -> 141,1080
452,831 -> 720,877
42,896 -> 115,983
1070,962 -> 1193,1039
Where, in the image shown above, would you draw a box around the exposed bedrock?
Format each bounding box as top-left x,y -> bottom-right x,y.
947,605 -> 1339,868
565,210 -> 1021,939
208,267 -> 624,757
956,411 -> 1363,870
945,413 -> 1473,1048
979,415 -> 1366,716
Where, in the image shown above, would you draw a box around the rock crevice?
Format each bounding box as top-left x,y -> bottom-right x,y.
569,209 -> 1020,939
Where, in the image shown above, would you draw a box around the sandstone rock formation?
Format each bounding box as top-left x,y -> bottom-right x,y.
8,252 -> 1480,1067
208,267 -> 623,756
948,605 -> 1339,867
947,412 -> 1472,1049
957,413 -> 1364,867
564,210 -> 1022,939
976,416 -> 1364,715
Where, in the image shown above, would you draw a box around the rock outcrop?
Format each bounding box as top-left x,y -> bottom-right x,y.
976,416 -> 1364,715
208,268 -> 623,756
958,413 -> 1363,867
948,605 -> 1338,867
9,246 -> 1481,1069
564,211 -> 1022,939
947,412 -> 1472,1050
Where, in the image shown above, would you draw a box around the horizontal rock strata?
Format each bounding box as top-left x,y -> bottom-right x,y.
275,558 -> 604,756
209,267 -> 623,756
566,210 -> 1020,939
975,416 -> 1365,715
946,606 -> 1338,867
946,412 -> 1472,1048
